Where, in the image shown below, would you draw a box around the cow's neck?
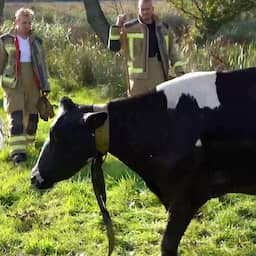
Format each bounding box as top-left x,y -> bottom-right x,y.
93,104 -> 110,155
94,91 -> 168,161
95,118 -> 109,155
106,91 -> 170,199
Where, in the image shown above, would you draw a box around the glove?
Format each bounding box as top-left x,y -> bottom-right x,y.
36,95 -> 54,121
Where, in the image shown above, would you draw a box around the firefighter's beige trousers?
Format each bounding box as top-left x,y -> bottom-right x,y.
128,56 -> 165,97
3,63 -> 40,131
3,63 -> 40,156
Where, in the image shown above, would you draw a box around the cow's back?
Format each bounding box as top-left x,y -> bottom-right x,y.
157,67 -> 256,110
157,71 -> 220,109
215,67 -> 256,105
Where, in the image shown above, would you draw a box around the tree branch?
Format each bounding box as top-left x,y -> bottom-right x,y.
192,0 -> 206,20
82,0 -> 110,48
169,0 -> 200,21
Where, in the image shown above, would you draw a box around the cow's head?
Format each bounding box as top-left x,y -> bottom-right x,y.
31,97 -> 107,189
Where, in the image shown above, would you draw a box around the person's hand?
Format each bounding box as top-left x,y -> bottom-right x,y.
116,14 -> 127,27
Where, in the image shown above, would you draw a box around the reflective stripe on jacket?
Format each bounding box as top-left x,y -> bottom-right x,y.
0,33 -> 50,91
108,15 -> 184,80
0,34 -> 17,88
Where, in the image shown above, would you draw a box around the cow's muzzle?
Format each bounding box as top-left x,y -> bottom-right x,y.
31,167 -> 53,189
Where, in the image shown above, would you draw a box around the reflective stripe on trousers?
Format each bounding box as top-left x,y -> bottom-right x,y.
9,135 -> 26,156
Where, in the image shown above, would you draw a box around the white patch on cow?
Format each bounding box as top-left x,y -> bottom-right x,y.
156,71 -> 220,109
195,139 -> 202,147
31,169 -> 45,184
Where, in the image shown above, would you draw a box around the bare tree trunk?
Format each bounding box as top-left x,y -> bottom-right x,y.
0,0 -> 4,25
82,0 -> 110,48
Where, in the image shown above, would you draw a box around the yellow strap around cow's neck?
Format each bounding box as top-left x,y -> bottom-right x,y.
93,104 -> 109,155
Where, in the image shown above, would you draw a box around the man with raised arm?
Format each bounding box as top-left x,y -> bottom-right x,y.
108,0 -> 185,96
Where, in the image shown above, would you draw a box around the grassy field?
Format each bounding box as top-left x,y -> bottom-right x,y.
2,89 -> 256,256
0,1 -> 256,256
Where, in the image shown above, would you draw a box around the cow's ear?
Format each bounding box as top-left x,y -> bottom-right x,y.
60,96 -> 77,112
83,112 -> 108,131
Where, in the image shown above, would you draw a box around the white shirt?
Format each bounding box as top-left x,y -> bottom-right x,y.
17,35 -> 32,63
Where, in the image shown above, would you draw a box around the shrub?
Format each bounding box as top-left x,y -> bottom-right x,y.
168,0 -> 256,43
181,37 -> 256,72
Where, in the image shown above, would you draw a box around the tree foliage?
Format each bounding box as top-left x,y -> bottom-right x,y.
167,0 -> 256,41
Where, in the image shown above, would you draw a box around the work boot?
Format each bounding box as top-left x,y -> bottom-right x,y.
12,153 -> 27,164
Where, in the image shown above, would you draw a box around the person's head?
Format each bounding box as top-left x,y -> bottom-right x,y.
15,8 -> 34,37
138,0 -> 154,24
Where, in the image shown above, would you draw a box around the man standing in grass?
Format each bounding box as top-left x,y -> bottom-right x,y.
108,0 -> 185,96
0,8 -> 50,164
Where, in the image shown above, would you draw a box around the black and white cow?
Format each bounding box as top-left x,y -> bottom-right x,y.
31,67 -> 256,256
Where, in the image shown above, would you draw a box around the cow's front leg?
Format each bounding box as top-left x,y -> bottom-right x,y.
161,199 -> 205,256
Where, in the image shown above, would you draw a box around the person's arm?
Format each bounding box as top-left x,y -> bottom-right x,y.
40,40 -> 50,93
31,36 -> 50,93
0,38 -> 7,75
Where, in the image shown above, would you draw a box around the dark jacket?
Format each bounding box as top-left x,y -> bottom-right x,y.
108,15 -> 184,80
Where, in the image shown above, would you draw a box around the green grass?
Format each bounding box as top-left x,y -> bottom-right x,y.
1,87 -> 256,255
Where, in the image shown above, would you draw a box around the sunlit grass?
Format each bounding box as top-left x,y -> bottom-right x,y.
0,1 -> 256,256
1,86 -> 256,255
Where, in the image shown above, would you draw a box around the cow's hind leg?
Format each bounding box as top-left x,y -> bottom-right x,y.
161,199 -> 206,256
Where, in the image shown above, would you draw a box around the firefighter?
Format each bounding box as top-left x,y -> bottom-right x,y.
0,8 -> 50,164
108,0 -> 185,97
